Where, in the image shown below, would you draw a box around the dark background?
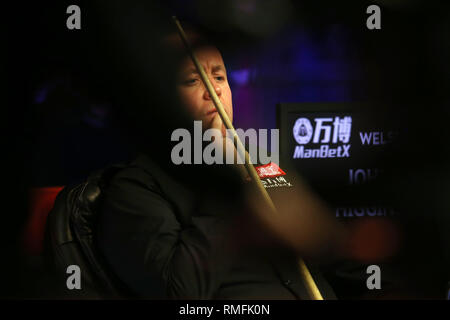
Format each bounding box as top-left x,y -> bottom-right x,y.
5,0 -> 450,298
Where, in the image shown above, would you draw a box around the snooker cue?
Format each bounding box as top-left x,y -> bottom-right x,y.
172,16 -> 324,300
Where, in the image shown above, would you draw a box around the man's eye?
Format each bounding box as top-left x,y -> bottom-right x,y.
215,76 -> 225,81
184,79 -> 198,85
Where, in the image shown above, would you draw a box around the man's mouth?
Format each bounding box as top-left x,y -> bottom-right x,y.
206,109 -> 218,115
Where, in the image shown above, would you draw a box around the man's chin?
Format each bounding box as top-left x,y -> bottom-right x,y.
203,119 -> 227,137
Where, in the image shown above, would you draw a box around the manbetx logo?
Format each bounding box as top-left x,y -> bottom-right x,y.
292,116 -> 352,159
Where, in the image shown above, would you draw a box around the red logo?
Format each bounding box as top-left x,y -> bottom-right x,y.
255,162 -> 286,179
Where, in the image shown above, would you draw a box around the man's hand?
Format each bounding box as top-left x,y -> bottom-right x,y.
211,115 -> 345,258
211,113 -> 249,180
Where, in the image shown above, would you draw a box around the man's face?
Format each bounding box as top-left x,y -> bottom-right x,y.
177,46 -> 233,133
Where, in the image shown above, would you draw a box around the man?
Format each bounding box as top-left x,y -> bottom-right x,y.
96,31 -> 338,299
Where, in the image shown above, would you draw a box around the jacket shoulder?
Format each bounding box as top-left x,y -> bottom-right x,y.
108,154 -> 163,191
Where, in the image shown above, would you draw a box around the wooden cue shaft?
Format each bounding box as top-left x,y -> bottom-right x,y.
172,16 -> 324,300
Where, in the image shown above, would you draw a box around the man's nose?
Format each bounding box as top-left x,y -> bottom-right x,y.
203,79 -> 222,100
